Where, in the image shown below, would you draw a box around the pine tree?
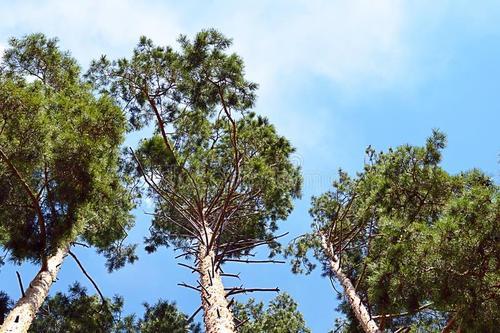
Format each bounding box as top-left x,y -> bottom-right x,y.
288,131 -> 499,332
137,300 -> 201,333
0,34 -> 136,332
232,293 -> 311,333
29,283 -> 131,333
0,293 -> 12,325
87,29 -> 302,332
29,284 -> 201,333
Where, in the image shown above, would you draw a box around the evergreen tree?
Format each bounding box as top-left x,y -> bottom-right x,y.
0,292 -> 12,325
29,284 -> 200,333
88,29 -> 302,332
137,300 -> 201,333
30,287 -> 310,333
232,293 -> 311,333
288,131 -> 499,332
0,34 -> 136,332
29,283 -> 131,333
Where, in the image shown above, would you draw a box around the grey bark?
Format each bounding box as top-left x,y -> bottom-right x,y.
198,227 -> 235,333
321,234 -> 381,333
0,247 -> 68,333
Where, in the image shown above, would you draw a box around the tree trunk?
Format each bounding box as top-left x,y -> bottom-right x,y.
0,246 -> 68,333
198,228 -> 235,333
321,234 -> 381,333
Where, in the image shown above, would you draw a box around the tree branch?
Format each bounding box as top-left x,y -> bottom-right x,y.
372,302 -> 434,320
16,271 -> 25,298
0,146 -> 48,270
68,250 -> 106,305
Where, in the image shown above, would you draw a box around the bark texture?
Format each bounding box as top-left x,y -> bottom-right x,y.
198,228 -> 235,333
0,247 -> 68,333
321,235 -> 381,333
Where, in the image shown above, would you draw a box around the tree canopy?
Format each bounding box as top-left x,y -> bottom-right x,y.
87,30 -> 302,256
288,130 -> 499,332
232,293 -> 311,333
0,33 -> 137,333
86,29 -> 302,331
0,28 -> 498,333
29,283 -> 201,333
0,33 -> 136,271
29,285 -> 311,333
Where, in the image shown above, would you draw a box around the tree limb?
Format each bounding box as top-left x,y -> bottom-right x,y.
0,146 -> 48,269
68,250 -> 106,305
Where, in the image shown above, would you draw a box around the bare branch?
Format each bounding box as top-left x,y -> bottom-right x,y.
372,302 -> 434,320
225,287 -> 280,297
178,262 -> 201,274
16,271 -> 25,298
187,306 -> 203,324
223,258 -> 285,264
177,282 -> 201,293
68,250 -> 106,305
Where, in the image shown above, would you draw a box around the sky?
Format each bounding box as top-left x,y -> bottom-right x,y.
1,1 -> 499,332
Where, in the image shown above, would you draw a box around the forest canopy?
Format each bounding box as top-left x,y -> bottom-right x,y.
0,28 -> 498,333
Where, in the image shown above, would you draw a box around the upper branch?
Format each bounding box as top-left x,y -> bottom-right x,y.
0,146 -> 48,269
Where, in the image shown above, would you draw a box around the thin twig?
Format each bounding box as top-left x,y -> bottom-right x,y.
68,250 -> 106,305
16,271 -> 25,298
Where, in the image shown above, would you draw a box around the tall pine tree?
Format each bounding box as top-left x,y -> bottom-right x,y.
0,34 -> 135,332
88,30 -> 302,332
288,131 -> 499,332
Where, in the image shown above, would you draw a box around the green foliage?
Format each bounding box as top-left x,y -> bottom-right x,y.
232,293 -> 311,333
88,29 -> 302,257
289,131 -> 500,332
0,291 -> 12,325
0,34 -> 136,270
29,283 -> 129,333
138,300 -> 201,333
139,111 -> 302,254
29,284 -> 199,333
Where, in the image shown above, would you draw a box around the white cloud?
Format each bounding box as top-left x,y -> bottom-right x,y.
0,0 -> 183,65
0,0 -> 420,151
0,0 -> 410,91
212,0 -> 409,95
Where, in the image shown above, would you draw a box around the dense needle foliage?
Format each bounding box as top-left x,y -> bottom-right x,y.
232,293 -> 311,333
0,292 -> 12,325
0,34 -> 136,271
29,284 -> 200,333
87,29 -> 302,257
1,28 -> 497,333
289,131 -> 499,332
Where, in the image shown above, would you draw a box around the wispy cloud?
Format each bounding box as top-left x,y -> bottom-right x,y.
3,1 -> 497,155
0,0 -> 416,152
0,0 -> 183,64
196,0 -> 410,95
0,0 -> 410,92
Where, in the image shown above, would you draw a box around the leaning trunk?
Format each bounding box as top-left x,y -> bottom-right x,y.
0,246 -> 69,333
321,234 -> 381,333
198,228 -> 235,333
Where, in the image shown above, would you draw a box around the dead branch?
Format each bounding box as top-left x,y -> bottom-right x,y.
16,271 -> 25,298
68,250 -> 106,305
225,287 -> 280,297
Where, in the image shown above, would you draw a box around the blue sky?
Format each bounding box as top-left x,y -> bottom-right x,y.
1,1 -> 499,332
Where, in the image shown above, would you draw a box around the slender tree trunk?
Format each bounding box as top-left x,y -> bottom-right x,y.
198,227 -> 235,333
0,246 -> 69,333
321,234 -> 381,333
